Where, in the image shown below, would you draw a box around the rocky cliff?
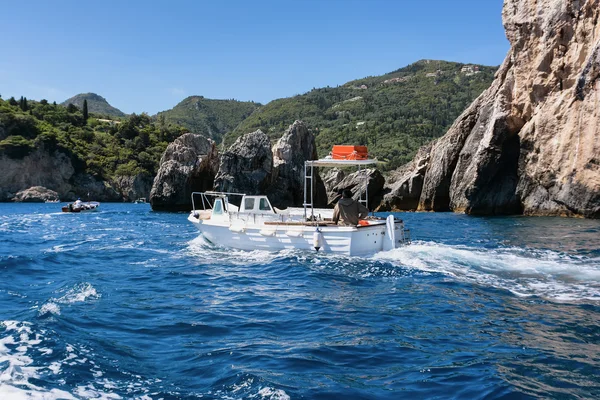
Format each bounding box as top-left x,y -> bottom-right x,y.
0,146 -> 75,201
113,173 -> 154,202
213,129 -> 273,196
150,133 -> 219,211
383,0 -> 600,218
268,121 -> 327,208
0,145 -> 154,202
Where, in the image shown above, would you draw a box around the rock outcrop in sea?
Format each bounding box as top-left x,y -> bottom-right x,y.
213,129 -> 273,196
150,133 -> 219,211
378,143 -> 433,211
382,0 -> 600,218
329,168 -> 385,208
12,186 -> 59,202
113,173 -> 153,202
267,121 -> 327,208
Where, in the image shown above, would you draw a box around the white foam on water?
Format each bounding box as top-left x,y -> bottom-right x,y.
185,236 -> 285,265
38,283 -> 100,317
0,321 -> 76,399
45,243 -> 81,253
0,385 -> 77,400
55,283 -> 100,304
0,320 -> 133,399
256,387 -> 291,400
373,241 -> 600,302
38,302 -> 61,316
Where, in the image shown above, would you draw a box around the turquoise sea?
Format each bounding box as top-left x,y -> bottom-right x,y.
1,203 -> 599,399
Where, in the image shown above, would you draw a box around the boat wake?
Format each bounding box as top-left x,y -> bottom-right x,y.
374,241 -> 600,302
186,236 -> 600,302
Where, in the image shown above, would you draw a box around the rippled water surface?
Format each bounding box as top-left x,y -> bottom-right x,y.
1,203 -> 599,399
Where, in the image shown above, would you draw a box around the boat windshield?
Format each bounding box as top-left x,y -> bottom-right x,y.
213,199 -> 223,215
259,198 -> 271,211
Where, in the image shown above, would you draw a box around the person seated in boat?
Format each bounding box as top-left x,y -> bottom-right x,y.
332,189 -> 369,226
73,198 -> 83,209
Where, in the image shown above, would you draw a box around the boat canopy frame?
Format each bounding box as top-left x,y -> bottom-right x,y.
303,158 -> 378,220
191,191 -> 246,212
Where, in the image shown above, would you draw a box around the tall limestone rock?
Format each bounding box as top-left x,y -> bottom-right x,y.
329,168 -> 385,209
150,133 -> 219,211
384,0 -> 600,218
379,143 -> 433,211
213,130 -> 272,195
267,121 -> 327,208
113,173 -> 154,202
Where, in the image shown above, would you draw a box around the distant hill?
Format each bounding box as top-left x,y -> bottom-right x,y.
156,96 -> 260,143
226,60 -> 497,170
61,93 -> 126,118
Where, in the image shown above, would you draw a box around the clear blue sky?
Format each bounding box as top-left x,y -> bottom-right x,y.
1,0 -> 508,115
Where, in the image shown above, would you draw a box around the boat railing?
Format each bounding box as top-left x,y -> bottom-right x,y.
191,191 -> 245,212
304,158 -> 378,220
227,210 -> 307,225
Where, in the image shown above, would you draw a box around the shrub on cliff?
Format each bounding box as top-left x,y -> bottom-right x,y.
0,135 -> 35,159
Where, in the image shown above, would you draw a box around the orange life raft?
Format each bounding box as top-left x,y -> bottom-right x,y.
331,145 -> 368,160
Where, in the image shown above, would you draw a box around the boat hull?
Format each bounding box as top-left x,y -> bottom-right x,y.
62,202 -> 100,213
188,214 -> 404,256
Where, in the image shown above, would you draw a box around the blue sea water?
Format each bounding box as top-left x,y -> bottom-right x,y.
1,203 -> 599,399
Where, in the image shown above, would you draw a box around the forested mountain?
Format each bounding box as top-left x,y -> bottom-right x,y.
61,93 -> 126,118
156,96 -> 260,143
226,60 -> 496,170
0,97 -> 185,179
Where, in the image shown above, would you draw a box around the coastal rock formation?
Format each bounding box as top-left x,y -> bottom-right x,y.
214,129 -> 273,196
378,143 -> 432,211
267,121 -> 327,208
150,133 -> 219,211
0,146 -> 74,201
69,174 -> 121,202
113,173 -> 153,202
12,186 -> 59,202
329,168 -> 385,209
323,168 -> 345,193
385,0 -> 600,218
0,144 -> 131,202
322,168 -> 345,203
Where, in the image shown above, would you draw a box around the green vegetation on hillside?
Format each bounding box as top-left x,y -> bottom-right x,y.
156,96 -> 260,143
0,97 -> 186,179
61,93 -> 127,118
0,59 -> 497,182
226,60 -> 496,170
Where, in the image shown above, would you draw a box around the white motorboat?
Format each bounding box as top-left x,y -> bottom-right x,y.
188,157 -> 410,256
62,201 -> 100,213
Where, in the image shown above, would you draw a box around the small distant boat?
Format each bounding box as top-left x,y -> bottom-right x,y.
134,198 -> 147,204
62,201 -> 100,213
45,199 -> 60,203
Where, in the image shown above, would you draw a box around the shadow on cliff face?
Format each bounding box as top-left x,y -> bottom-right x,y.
465,133 -> 523,215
